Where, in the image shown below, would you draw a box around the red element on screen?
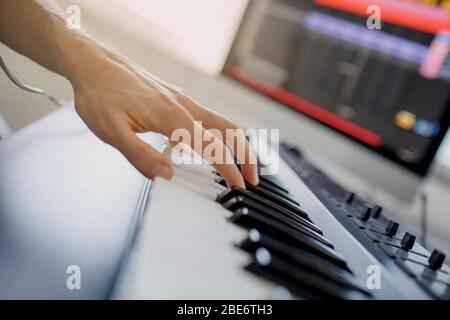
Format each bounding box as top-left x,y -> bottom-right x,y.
224,65 -> 383,148
315,0 -> 450,34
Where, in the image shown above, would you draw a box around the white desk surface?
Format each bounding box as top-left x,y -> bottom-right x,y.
0,107 -> 146,298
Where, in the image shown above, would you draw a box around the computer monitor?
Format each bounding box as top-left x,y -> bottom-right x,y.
224,0 -> 450,178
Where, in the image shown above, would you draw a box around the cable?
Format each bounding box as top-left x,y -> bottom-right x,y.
0,55 -> 64,108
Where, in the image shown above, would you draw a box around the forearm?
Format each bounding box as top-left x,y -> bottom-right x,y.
0,0 -> 107,84
0,0 -> 258,187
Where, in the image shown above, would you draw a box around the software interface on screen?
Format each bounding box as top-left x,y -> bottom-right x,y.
224,0 -> 450,175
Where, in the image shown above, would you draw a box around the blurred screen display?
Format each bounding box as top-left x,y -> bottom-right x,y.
225,0 -> 450,175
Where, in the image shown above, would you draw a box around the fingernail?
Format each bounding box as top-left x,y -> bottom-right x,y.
237,177 -> 246,190
242,168 -> 259,186
152,164 -> 172,180
249,175 -> 260,186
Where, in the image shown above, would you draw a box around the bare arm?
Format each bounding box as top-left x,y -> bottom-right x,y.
0,0 -> 259,187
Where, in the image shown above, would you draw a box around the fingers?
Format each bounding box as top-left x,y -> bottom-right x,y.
112,122 -> 174,181
174,93 -> 259,186
195,122 -> 246,189
202,108 -> 259,186
103,101 -> 245,188
169,109 -> 246,189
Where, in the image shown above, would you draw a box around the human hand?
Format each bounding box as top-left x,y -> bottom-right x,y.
69,48 -> 258,188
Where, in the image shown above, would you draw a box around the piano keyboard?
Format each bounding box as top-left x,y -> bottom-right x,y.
113,142 -> 448,300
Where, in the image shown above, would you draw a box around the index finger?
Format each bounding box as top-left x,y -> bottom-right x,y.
169,108 -> 246,189
174,94 -> 259,186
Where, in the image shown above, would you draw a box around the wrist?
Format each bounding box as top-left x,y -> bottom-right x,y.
57,32 -> 108,87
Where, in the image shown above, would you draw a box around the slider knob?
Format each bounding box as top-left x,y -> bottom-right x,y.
385,220 -> 399,237
372,205 -> 383,219
400,232 -> 416,251
360,205 -> 372,221
345,192 -> 355,204
428,249 -> 446,270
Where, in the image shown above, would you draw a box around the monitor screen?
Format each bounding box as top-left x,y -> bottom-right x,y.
224,0 -> 450,176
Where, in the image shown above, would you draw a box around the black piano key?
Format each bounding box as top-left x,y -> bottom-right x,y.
254,179 -> 292,198
217,178 -> 294,205
246,261 -> 323,300
230,207 -> 332,248
217,187 -> 312,223
239,227 -> 346,270
215,170 -> 289,194
240,229 -> 368,293
229,199 -> 323,240
238,228 -> 350,272
259,175 -> 289,194
239,226 -> 347,269
245,182 -> 300,207
246,248 -> 370,300
222,193 -> 321,235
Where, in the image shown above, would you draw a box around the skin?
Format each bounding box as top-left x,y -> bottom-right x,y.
0,0 -> 259,188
